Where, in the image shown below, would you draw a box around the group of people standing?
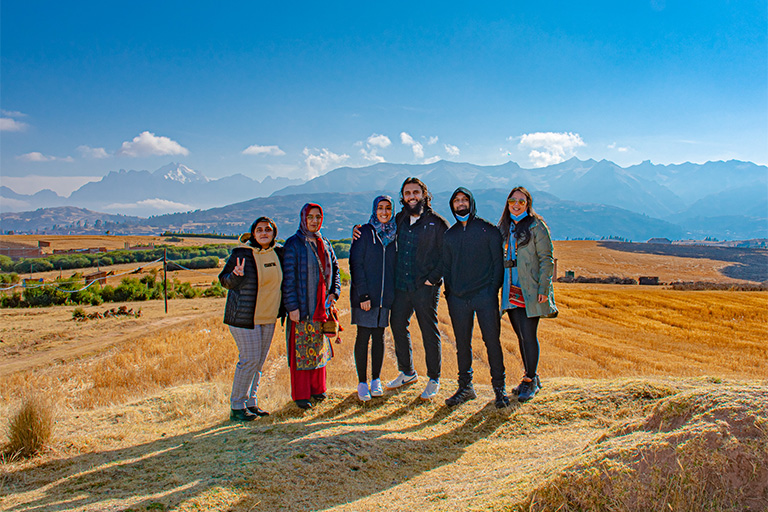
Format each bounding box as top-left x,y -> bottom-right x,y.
218,178 -> 557,421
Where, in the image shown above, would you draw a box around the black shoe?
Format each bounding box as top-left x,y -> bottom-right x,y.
247,406 -> 270,417
517,378 -> 540,403
230,408 -> 258,421
311,393 -> 327,402
512,375 -> 542,395
295,399 -> 312,410
445,384 -> 477,407
493,386 -> 511,408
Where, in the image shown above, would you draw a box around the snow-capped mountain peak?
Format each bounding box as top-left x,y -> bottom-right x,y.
153,163 -> 209,184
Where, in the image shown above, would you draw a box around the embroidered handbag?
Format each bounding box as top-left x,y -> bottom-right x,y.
509,285 -> 526,308
322,306 -> 341,336
294,320 -> 333,370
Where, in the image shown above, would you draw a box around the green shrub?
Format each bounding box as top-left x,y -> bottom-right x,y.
1,292 -> 23,308
0,255 -> 14,272
203,281 -> 226,297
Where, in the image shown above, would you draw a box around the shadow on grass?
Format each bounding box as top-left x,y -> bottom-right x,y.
2,394 -> 520,512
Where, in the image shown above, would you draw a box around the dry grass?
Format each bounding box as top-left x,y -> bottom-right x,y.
553,240 -> 753,283
1,244 -> 767,511
521,386 -> 768,512
4,394 -> 54,460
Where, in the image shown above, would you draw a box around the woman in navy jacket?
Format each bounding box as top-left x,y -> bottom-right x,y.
349,195 -> 397,401
282,203 -> 341,409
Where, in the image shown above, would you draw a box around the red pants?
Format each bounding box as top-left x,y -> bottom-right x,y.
288,321 -> 327,400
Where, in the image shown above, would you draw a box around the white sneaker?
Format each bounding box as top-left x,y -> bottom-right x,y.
370,378 -> 384,397
357,382 -> 371,402
420,379 -> 440,400
386,372 -> 418,389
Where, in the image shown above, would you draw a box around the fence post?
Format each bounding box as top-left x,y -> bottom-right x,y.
164,248 -> 168,314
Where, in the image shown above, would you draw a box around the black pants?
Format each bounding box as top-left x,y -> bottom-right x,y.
390,284 -> 442,380
507,307 -> 540,379
354,326 -> 384,382
447,290 -> 506,388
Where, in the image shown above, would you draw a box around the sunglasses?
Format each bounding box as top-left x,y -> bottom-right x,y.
507,198 -> 527,205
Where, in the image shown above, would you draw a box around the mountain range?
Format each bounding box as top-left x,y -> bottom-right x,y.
0,163 -> 304,216
1,159 -> 766,241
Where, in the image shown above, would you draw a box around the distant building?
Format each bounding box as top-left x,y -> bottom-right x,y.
647,238 -> 671,244
639,276 -> 660,285
0,247 -> 44,259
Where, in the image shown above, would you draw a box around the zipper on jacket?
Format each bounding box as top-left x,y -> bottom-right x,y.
379,236 -> 386,309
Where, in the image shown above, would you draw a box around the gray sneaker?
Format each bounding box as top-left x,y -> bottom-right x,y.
386,372 -> 418,389
420,379 -> 440,400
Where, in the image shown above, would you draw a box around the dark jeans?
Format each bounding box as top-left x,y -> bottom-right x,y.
390,284 -> 442,380
354,326 -> 384,383
447,289 -> 505,388
507,307 -> 540,379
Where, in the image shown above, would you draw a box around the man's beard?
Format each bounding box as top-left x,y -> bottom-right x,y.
454,207 -> 470,217
403,198 -> 425,216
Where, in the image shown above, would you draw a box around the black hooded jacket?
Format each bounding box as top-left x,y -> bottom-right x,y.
440,187 -> 504,299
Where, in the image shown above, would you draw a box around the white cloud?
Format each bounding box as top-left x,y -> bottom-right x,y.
0,117 -> 28,132
1,110 -> 27,117
242,144 -> 286,156
116,131 -> 189,157
518,131 -> 585,167
16,152 -> 74,163
302,147 -> 349,178
77,145 -> 110,159
367,134 -> 391,148
608,142 -> 630,153
360,147 -> 386,163
400,131 -> 424,159
359,133 -> 392,163
104,198 -> 193,213
427,136 -> 439,145
423,156 -> 441,164
444,144 -> 460,157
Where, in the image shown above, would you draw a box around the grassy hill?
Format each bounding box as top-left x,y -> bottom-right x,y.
1,280 -> 766,511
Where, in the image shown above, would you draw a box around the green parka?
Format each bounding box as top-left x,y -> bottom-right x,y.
512,217 -> 558,318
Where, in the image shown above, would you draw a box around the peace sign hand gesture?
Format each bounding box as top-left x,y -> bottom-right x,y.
232,257 -> 246,276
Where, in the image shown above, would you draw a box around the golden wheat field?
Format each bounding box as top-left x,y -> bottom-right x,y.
0,240 -> 766,511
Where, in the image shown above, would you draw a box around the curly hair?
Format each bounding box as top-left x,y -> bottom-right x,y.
399,177 -> 432,209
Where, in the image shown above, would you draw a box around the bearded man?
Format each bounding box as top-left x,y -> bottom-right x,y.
441,187 -> 509,408
385,177 -> 450,400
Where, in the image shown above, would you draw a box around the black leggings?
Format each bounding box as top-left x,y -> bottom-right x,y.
507,308 -> 540,379
354,327 -> 385,383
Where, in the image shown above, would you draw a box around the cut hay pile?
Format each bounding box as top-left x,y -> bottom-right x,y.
522,385 -> 768,512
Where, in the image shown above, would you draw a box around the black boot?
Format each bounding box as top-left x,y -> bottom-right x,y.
230,408 -> 258,421
493,386 -> 510,408
247,406 -> 270,417
445,383 -> 477,407
295,399 -> 312,410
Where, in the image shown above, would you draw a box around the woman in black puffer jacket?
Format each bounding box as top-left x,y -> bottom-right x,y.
219,217 -> 284,421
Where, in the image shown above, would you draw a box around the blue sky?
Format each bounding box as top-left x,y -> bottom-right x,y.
2,1 -> 766,195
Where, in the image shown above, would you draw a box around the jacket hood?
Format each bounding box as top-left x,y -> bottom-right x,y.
449,187 -> 476,222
